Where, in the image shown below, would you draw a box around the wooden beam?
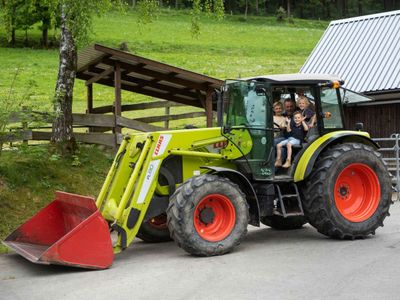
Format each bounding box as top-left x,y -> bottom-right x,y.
120,82 -> 200,107
85,66 -> 114,86
120,74 -> 203,100
114,62 -> 122,135
134,111 -> 205,123
32,131 -> 121,147
87,84 -> 93,113
102,58 -> 210,91
73,113 -> 115,127
78,73 -> 202,108
206,89 -> 214,127
196,89 -> 206,108
164,106 -> 170,129
116,116 -> 163,132
135,77 -> 160,89
91,105 -> 114,114
91,101 -> 185,114
75,132 -> 118,147
89,65 -> 205,100
87,126 -> 113,133
0,130 -> 32,143
114,63 -> 122,116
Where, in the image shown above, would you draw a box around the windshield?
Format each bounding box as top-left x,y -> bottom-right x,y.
224,80 -> 269,128
340,88 -> 373,104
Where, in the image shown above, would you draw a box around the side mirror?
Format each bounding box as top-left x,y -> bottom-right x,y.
355,123 -> 364,131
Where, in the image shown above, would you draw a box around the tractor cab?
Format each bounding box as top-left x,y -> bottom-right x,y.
222,74 -> 355,181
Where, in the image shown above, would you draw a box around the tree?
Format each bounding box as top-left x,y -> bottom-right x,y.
264,0 -> 270,15
34,1 -> 52,47
51,4 -> 76,153
190,0 -> 224,37
0,0 -> 39,46
0,0 -> 19,46
50,0 -> 119,154
0,0 -> 56,48
255,0 -> 259,15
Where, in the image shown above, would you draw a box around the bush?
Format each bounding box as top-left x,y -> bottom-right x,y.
0,69 -> 37,155
276,6 -> 287,22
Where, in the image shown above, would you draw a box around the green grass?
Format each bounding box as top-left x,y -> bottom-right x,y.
0,9 -> 328,253
0,9 -> 327,128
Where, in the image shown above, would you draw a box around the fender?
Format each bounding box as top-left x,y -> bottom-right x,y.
293,130 -> 379,182
201,166 -> 260,226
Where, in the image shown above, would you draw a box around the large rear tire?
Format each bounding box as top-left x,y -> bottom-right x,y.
260,215 -> 306,230
302,143 -> 392,239
167,174 -> 249,256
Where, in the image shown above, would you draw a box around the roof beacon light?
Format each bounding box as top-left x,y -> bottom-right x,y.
319,80 -> 344,88
331,80 -> 342,89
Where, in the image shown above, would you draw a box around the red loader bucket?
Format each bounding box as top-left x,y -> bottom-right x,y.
3,191 -> 113,269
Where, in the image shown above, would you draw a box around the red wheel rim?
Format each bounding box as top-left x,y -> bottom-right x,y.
334,163 -> 381,222
194,194 -> 236,242
148,213 -> 168,230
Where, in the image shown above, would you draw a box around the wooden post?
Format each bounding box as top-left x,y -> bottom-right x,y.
87,84 -> 93,132
22,106 -> 28,145
164,104 -> 170,129
87,84 -> 93,113
114,62 -> 122,135
206,89 -> 213,127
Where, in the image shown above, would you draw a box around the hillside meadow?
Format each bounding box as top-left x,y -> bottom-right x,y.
0,9 -> 326,122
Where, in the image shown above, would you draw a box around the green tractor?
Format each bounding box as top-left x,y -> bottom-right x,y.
3,74 -> 392,269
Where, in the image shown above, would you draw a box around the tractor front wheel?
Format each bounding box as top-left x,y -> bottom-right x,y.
303,143 -> 392,239
167,174 -> 249,256
137,213 -> 172,243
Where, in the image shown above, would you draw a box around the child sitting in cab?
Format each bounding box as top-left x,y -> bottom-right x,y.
297,96 -> 316,127
275,110 -> 309,168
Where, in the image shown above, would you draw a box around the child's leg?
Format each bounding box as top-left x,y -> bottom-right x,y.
282,138 -> 300,168
282,143 -> 292,168
275,141 -> 286,167
286,143 -> 292,162
276,143 -> 282,160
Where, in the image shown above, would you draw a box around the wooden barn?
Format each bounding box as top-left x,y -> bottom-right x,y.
301,10 -> 400,138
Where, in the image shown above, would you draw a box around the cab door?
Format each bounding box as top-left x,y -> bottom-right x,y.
224,80 -> 274,180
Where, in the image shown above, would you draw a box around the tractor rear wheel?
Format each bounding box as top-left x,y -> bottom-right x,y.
260,215 -> 306,230
303,143 -> 392,239
167,174 -> 249,256
137,213 -> 172,243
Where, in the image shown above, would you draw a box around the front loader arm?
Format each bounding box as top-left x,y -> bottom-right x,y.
95,127 -> 252,253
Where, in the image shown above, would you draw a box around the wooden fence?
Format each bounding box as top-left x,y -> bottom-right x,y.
2,100 -> 207,147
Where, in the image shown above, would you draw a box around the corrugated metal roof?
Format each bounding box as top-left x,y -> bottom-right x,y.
300,10 -> 400,94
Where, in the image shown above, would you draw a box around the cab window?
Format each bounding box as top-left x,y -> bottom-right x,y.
320,88 -> 344,129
